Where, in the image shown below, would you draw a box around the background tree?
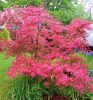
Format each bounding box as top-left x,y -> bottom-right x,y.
0,0 -> 44,11
46,0 -> 88,24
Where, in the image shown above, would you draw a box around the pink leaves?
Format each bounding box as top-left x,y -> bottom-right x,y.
0,6 -> 93,94
7,55 -> 93,94
0,6 -> 90,56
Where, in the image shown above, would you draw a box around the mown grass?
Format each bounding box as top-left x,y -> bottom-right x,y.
0,53 -> 15,100
84,54 -> 93,71
76,53 -> 93,70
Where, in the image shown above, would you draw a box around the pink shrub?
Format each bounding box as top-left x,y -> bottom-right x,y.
7,55 -> 93,94
0,6 -> 93,94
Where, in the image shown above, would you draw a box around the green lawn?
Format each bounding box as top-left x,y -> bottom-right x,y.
0,53 -> 15,100
76,53 -> 93,71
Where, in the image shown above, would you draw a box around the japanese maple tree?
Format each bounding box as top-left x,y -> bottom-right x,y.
0,5 -> 93,94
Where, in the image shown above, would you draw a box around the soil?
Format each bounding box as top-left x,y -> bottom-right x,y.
43,95 -> 71,100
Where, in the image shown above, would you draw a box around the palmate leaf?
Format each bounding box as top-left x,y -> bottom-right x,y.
0,29 -> 10,40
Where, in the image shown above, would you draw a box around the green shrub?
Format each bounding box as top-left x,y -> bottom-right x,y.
49,4 -> 88,25
49,10 -> 73,25
0,29 -> 10,40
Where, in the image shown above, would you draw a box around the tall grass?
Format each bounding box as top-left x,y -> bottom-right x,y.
10,76 -> 44,100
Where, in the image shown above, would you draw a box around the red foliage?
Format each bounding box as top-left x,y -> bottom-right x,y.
0,6 -> 93,94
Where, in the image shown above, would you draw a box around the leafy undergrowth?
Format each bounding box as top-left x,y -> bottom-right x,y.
0,53 -> 15,100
